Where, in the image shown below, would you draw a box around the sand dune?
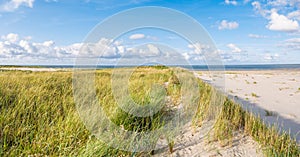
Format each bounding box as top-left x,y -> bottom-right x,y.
153,121 -> 263,157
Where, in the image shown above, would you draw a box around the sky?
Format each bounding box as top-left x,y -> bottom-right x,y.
0,0 -> 300,65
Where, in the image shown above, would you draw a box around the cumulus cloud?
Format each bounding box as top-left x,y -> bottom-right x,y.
227,43 -> 242,53
251,0 -> 300,32
248,34 -> 267,38
80,38 -> 120,58
0,33 -> 167,64
218,20 -> 239,30
0,0 -> 35,12
1,33 -> 19,43
224,0 -> 237,5
129,33 -> 145,40
0,36 -> 82,59
266,9 -> 299,32
125,44 -> 162,58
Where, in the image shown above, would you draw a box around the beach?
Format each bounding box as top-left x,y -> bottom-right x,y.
1,67 -> 299,156
0,67 -> 65,72
196,70 -> 300,142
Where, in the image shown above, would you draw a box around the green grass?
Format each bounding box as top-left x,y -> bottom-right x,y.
0,67 -> 299,156
212,99 -> 299,156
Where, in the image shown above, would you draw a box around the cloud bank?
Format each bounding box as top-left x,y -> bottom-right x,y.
0,0 -> 35,12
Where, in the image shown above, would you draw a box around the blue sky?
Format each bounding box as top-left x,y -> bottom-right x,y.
0,0 -> 300,65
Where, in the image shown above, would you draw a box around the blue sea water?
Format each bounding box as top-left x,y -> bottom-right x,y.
191,64 -> 300,71
36,64 -> 300,71
6,64 -> 299,71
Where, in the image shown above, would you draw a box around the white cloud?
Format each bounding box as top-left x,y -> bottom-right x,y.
218,48 -> 249,63
0,0 -> 35,12
187,43 -> 211,55
266,9 -> 299,32
225,0 -> 237,5
185,43 -> 223,62
129,33 -> 145,40
252,1 -> 268,17
251,1 -> 300,32
288,10 -> 300,21
1,33 -> 19,43
267,0 -> 300,7
182,52 -> 190,60
0,33 -> 84,59
125,44 -> 162,58
264,53 -> 279,61
218,20 -> 239,30
0,33 -> 166,63
268,0 -> 287,6
227,43 -> 242,53
248,34 -> 267,38
283,38 -> 300,50
80,38 -> 120,58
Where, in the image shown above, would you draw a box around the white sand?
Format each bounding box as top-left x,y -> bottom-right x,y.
196,70 -> 300,142
153,77 -> 263,157
153,122 -> 263,157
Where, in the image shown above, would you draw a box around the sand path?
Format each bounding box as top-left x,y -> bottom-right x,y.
153,121 -> 262,157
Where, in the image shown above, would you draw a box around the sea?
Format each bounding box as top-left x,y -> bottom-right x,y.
29,64 -> 300,71
3,64 -> 300,71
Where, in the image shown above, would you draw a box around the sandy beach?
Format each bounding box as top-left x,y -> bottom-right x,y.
0,67 -> 59,72
196,70 -> 300,142
0,67 -> 72,72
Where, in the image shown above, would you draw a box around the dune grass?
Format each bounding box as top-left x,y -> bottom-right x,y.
0,67 -> 299,156
212,98 -> 299,156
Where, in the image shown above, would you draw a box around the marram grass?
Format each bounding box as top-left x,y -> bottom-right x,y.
0,67 -> 299,156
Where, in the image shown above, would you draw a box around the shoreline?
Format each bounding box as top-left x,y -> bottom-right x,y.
1,64 -> 300,71
195,70 -> 300,142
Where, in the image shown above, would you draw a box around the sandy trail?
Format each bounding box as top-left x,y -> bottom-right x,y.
153,122 -> 262,157
152,78 -> 263,157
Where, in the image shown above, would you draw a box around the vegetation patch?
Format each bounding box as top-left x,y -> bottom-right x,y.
0,67 -> 299,156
